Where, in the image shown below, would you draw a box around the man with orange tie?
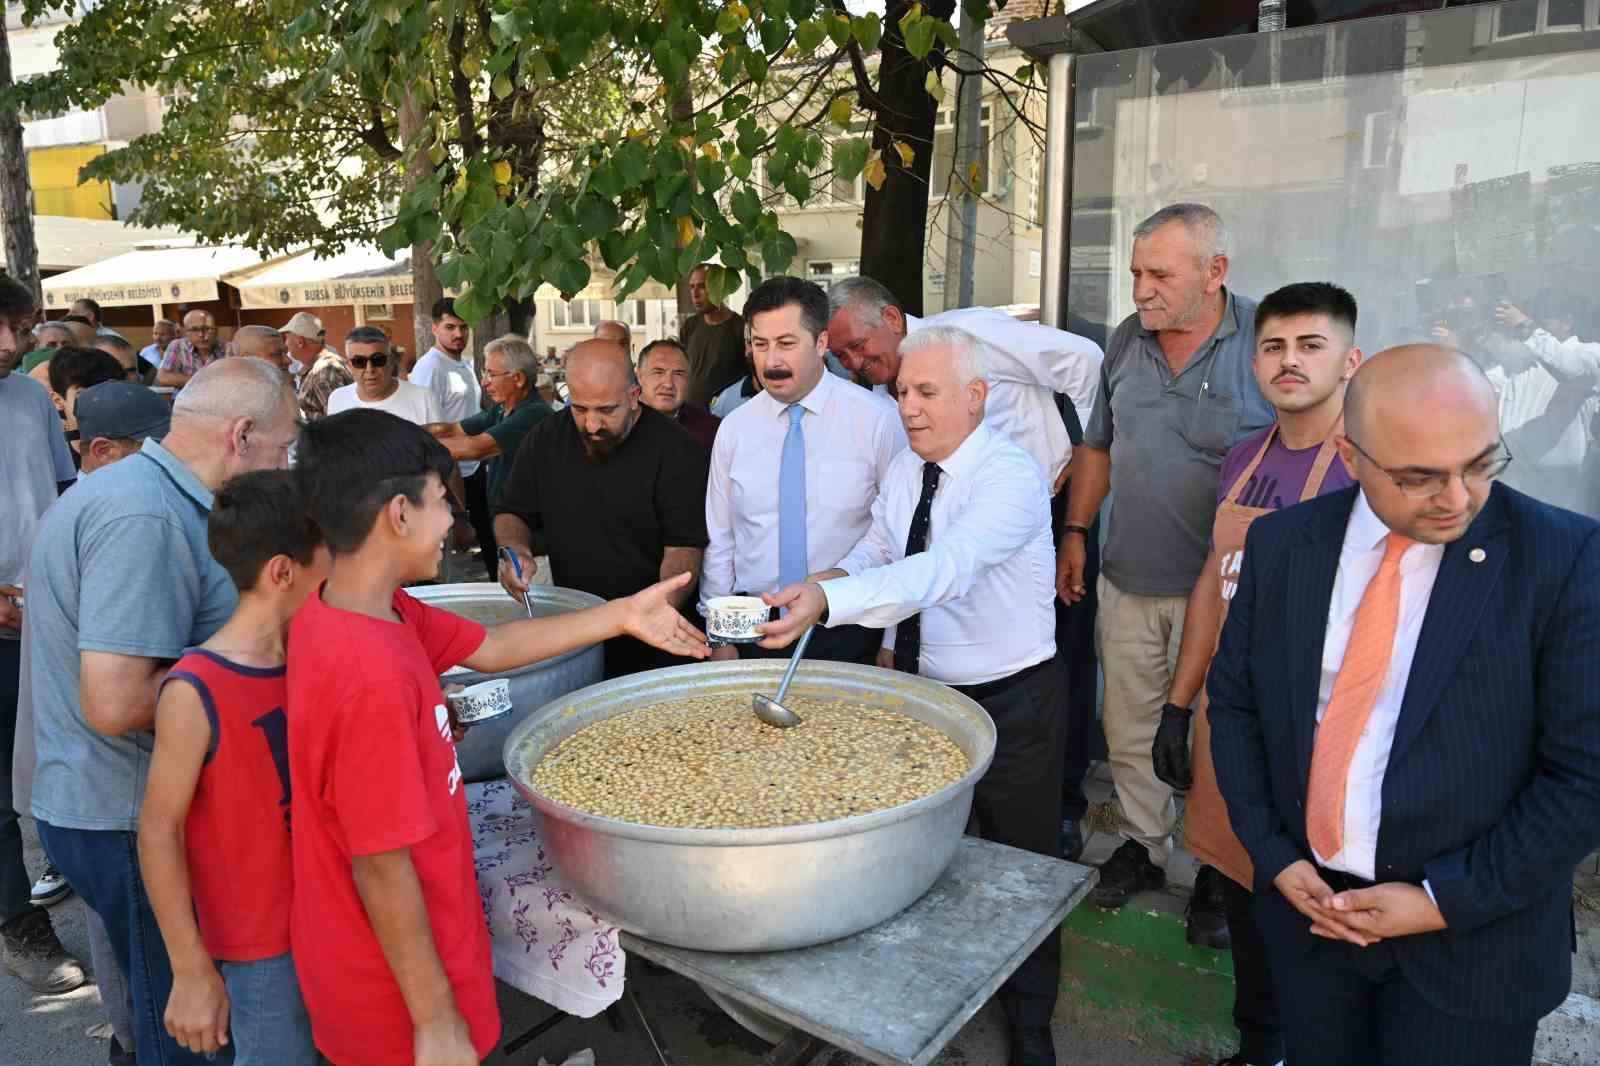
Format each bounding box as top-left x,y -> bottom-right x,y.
1208,344 -> 1600,1066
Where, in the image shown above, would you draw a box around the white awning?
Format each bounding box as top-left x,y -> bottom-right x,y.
225,245 -> 419,309
0,215 -> 190,274
41,245 -> 271,309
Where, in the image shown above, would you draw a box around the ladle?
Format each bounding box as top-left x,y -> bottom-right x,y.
752,625 -> 814,728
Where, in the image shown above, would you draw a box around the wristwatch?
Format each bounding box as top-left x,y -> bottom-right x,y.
1061,524 -> 1092,538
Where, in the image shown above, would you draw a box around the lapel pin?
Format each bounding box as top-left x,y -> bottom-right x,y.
1469,547 -> 1486,563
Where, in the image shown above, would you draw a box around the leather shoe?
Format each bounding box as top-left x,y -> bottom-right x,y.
1186,864 -> 1232,949
1009,1024 -> 1057,1066
1059,818 -> 1084,863
1090,839 -> 1166,909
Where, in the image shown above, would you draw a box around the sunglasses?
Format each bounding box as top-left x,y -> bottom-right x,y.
349,354 -> 389,369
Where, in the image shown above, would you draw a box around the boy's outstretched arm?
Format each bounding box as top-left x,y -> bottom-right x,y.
138,681 -> 230,1055
462,570 -> 708,674
352,849 -> 478,1066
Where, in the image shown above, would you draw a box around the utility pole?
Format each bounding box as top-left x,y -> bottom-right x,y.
941,8 -> 983,311
0,3 -> 42,303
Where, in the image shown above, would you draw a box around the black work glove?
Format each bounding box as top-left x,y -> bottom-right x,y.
1152,702 -> 1193,792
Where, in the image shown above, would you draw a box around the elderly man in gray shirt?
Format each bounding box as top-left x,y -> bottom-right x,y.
26,357 -> 299,1066
1057,204 -> 1274,921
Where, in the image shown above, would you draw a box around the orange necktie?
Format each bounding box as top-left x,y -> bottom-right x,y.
1305,531 -> 1414,860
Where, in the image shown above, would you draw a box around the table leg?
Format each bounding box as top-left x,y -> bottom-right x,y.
762,1030 -> 826,1066
501,1010 -> 573,1057
623,983 -> 677,1066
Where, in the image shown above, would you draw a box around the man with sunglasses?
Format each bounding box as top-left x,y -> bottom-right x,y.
1209,344 -> 1600,1066
326,326 -> 442,425
154,309 -> 235,388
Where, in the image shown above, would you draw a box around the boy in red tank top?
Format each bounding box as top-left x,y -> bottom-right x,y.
138,469 -> 329,1064
288,410 -> 708,1066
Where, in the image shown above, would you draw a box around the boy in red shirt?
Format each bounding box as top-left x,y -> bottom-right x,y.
139,469 -> 329,1064
289,409 -> 707,1065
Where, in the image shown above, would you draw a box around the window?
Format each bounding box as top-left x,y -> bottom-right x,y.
1491,0 -> 1597,40
1362,111 -> 1394,169
1548,0 -> 1587,28
547,299 -> 604,329
1026,147 -> 1042,226
930,105 -> 993,200
618,298 -> 648,328
806,259 -> 859,282
1495,0 -> 1538,37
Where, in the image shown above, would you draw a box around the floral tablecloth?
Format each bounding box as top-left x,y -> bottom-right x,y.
466,778 -> 626,1017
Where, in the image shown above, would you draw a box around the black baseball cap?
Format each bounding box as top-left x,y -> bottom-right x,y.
75,381 -> 172,444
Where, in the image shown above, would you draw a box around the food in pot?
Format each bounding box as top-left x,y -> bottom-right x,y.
432,597 -> 548,627
528,694 -> 969,828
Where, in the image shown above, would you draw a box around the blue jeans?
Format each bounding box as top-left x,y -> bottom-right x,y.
218,953 -> 318,1066
35,821 -> 222,1065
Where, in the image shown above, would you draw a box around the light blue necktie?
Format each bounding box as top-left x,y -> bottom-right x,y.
778,404 -> 808,588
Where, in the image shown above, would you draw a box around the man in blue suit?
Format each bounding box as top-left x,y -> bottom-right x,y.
1209,344 -> 1600,1065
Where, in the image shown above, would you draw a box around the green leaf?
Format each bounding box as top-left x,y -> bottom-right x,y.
615,140 -> 650,188
794,19 -> 826,54
826,12 -> 851,47
378,221 -> 409,258
827,97 -> 852,128
588,161 -> 625,200
832,138 -> 870,181
962,0 -> 990,26
934,20 -> 959,50
758,17 -> 787,55
575,194 -> 620,239
760,230 -> 798,274
730,186 -> 763,228
653,172 -> 689,210
551,257 -> 591,298
852,14 -> 882,52
783,169 -> 811,203
904,18 -> 937,59
801,133 -> 825,169
705,265 -> 739,306
925,69 -> 946,104
492,72 -> 513,100
695,156 -> 728,193
729,153 -> 753,181
743,47 -> 769,82
716,8 -> 742,36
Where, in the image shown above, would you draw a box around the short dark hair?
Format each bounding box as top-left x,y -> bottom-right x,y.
209,470 -> 323,591
294,409 -> 456,555
0,273 -> 34,317
345,325 -> 391,350
637,338 -> 686,368
743,276 -> 829,341
431,297 -> 461,323
1255,282 -> 1358,340
60,313 -> 93,327
50,346 -> 125,397
72,297 -> 102,319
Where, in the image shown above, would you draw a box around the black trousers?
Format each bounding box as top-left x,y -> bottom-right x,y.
1221,875 -> 1282,1066
1050,489 -> 1100,826
1257,897 -> 1539,1066
0,638 -> 35,930
734,621 -> 881,666
465,468 -> 498,580
956,659 -> 1066,1030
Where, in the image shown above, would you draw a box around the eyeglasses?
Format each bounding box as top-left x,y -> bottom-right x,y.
1343,436 -> 1513,498
186,326 -> 215,334
349,354 -> 389,369
482,367 -> 517,379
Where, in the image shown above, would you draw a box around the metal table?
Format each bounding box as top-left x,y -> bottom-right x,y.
617,836 -> 1097,1066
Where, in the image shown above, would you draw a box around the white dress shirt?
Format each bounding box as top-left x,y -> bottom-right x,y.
822,424 -> 1056,686
1313,490 -> 1445,880
326,380 -> 444,426
906,307 -> 1103,486
410,347 -> 483,476
701,370 -> 906,610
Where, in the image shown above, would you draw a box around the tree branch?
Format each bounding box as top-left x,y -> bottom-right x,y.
357,99 -> 403,160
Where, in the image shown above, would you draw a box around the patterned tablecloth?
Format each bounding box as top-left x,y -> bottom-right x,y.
466,778 -> 627,1017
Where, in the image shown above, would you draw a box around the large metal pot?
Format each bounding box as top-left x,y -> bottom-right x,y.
409,583 -> 605,783
503,660 -> 997,952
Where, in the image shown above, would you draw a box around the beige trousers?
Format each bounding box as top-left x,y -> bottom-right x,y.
1095,573 -> 1188,866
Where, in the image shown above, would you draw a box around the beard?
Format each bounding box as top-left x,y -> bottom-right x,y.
580,429 -> 620,461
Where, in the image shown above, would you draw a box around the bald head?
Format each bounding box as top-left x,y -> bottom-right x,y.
1339,343 -> 1503,545
564,339 -> 641,459
593,320 -> 632,348
565,339 -> 637,391
234,324 -> 289,370
1345,344 -> 1498,443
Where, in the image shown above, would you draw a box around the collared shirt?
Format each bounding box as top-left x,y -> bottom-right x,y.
460,396 -> 554,508
1524,328 -> 1600,381
673,402 -> 721,453
0,373 -> 76,612
138,342 -> 165,369
411,346 -> 483,477
158,338 -> 235,377
1313,489 -> 1444,880
298,350 -> 353,422
710,374 -> 761,419
28,438 -> 238,831
824,424 -> 1055,686
702,370 -> 906,609
906,307 -> 1103,486
1084,289 -> 1274,597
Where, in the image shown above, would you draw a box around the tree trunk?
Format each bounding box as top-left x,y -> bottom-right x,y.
0,6 -> 42,304
858,0 -> 956,317
398,91 -> 443,362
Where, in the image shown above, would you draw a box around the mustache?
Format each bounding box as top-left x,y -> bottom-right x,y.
1272,371 -> 1308,383
765,367 -> 794,380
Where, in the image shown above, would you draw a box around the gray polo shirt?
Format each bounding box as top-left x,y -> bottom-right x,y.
28,438 -> 238,831
0,372 -> 76,632
1083,290 -> 1273,597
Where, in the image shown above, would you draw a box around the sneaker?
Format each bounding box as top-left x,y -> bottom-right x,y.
30,864 -> 71,907
1186,864 -> 1232,949
1090,839 -> 1166,909
1,909 -> 88,994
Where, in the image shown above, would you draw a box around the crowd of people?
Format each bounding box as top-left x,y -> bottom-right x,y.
1,199 -> 1598,1066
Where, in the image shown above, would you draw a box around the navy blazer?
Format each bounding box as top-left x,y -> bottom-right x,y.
1209,483 -> 1600,1023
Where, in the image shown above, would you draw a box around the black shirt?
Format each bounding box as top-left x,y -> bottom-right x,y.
496,406 -> 710,674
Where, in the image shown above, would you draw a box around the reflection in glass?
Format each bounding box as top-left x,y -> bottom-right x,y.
1067,5 -> 1600,520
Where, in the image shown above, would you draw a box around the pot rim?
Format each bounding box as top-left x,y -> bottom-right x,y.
408,582 -> 606,676
504,660 -> 998,848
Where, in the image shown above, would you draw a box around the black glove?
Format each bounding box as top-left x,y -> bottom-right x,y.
1152,702 -> 1193,792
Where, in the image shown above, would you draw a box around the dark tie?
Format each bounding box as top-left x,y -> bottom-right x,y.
893,462 -> 943,675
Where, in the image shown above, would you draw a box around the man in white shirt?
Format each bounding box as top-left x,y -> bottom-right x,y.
702,276 -> 905,665
411,297 -> 494,576
1209,345 -> 1600,1066
826,275 -> 1102,493
758,325 -> 1063,1066
327,326 -> 444,425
